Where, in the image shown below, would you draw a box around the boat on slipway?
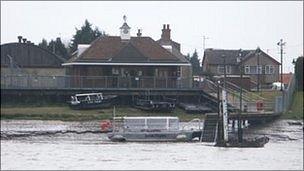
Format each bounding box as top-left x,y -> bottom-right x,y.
69,93 -> 117,110
133,97 -> 176,112
107,116 -> 203,142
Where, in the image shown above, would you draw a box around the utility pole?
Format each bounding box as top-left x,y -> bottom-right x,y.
256,47 -> 261,92
277,39 -> 286,92
202,36 -> 209,61
203,36 -> 209,51
277,39 -> 286,111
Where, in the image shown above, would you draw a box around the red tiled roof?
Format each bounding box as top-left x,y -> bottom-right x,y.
71,36 -> 185,63
279,73 -> 293,84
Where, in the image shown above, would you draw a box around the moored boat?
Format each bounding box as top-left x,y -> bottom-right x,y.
69,93 -> 117,110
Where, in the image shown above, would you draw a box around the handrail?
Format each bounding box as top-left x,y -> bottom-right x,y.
182,118 -> 202,130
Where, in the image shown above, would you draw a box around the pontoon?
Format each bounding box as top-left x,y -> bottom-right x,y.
107,116 -> 203,142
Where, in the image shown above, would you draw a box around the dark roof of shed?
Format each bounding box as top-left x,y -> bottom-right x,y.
203,48 -> 280,65
68,36 -> 188,64
1,42 -> 66,68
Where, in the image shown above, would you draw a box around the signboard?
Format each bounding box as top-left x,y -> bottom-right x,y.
222,89 -> 229,142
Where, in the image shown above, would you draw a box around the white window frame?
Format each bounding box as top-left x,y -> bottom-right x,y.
217,65 -> 231,74
245,65 -> 262,74
249,66 -> 257,74
217,66 -> 225,74
265,65 -> 274,74
245,66 -> 250,74
257,65 -> 262,74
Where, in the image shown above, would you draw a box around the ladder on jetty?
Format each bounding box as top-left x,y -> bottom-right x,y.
201,114 -> 218,142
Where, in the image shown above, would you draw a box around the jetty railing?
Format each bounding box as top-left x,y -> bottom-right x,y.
282,74 -> 296,112
1,74 -> 193,89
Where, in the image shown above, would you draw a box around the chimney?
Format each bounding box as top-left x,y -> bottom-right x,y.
137,29 -> 142,37
18,36 -> 22,43
22,38 -> 27,43
161,24 -> 171,41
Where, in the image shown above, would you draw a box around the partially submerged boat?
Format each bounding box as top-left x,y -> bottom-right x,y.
179,103 -> 213,114
133,97 -> 176,112
69,93 -> 117,110
107,116 -> 203,142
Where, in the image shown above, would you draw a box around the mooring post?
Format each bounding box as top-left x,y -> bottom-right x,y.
238,49 -> 243,143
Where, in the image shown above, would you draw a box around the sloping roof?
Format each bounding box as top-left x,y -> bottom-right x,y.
66,36 -> 189,64
202,48 -> 280,66
1,42 -> 66,68
203,49 -> 253,65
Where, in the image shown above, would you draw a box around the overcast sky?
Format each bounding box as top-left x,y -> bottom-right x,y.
1,1 -> 303,72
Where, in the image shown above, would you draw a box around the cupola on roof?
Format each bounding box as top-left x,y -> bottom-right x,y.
120,15 -> 131,40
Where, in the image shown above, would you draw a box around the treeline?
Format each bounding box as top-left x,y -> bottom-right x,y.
38,19 -> 106,60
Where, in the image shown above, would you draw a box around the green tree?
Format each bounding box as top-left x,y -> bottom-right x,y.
38,38 -> 48,50
70,19 -> 105,52
185,53 -> 191,61
38,38 -> 68,60
190,50 -> 201,75
294,56 -> 303,91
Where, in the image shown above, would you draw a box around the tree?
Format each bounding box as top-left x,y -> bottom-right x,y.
38,38 -> 69,60
190,50 -> 201,75
294,56 -> 303,91
70,19 -> 105,52
38,38 -> 48,50
185,53 -> 191,61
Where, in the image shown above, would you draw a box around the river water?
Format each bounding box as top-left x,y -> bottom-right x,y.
1,119 -> 303,170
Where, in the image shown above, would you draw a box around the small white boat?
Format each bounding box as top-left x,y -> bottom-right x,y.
107,116 -> 203,142
69,93 -> 117,110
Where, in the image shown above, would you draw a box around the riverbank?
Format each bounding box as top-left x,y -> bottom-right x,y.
282,91 -> 304,120
0,105 -> 204,122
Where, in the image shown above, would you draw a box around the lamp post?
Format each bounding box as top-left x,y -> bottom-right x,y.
277,39 -> 286,111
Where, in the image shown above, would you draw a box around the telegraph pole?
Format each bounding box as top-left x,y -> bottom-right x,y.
256,47 -> 261,92
203,36 -> 209,51
277,39 -> 286,92
277,39 -> 286,111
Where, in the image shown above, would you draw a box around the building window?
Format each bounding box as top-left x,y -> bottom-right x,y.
112,67 -> 119,75
245,65 -> 262,74
265,65 -> 274,74
217,65 -> 231,74
245,66 -> 250,74
257,65 -> 262,74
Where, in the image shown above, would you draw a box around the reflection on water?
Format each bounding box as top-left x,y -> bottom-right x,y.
1,119 -> 303,170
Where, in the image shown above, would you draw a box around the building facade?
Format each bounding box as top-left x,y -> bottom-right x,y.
1,37 -> 66,88
202,48 -> 280,87
63,17 -> 192,89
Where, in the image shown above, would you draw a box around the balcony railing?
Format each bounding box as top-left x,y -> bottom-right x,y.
1,75 -> 193,89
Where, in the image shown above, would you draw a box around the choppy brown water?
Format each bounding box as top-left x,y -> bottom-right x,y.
1,119 -> 303,170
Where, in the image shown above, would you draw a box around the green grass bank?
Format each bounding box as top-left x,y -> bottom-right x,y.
0,105 -> 205,122
283,91 -> 304,120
